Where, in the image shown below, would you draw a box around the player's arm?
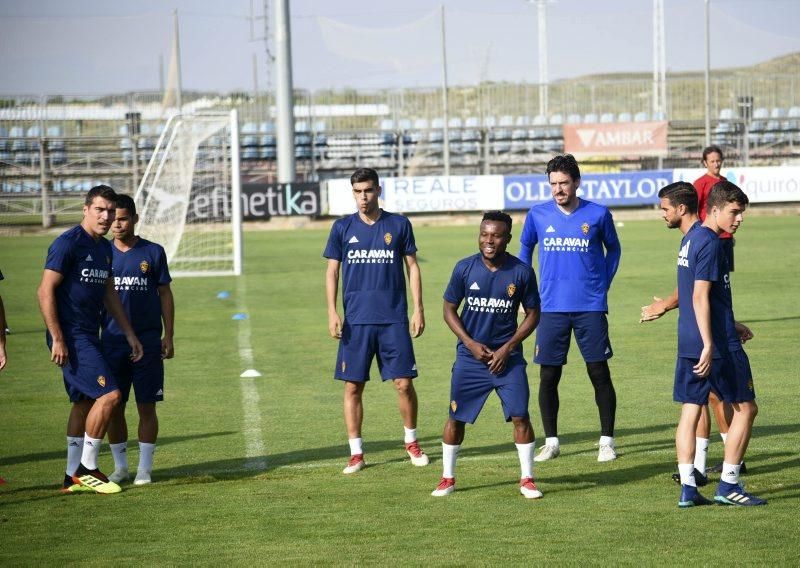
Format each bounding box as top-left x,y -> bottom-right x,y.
0,293 -> 6,371
158,283 -> 175,359
443,299 -> 492,363
692,280 -> 714,377
489,306 -> 540,375
640,287 -> 679,323
326,258 -> 342,339
37,269 -> 69,367
518,213 -> 537,266
404,253 -> 425,338
602,213 -> 622,288
103,278 -> 143,363
734,321 -> 754,343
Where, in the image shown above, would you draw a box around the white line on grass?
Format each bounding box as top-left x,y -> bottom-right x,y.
236,277 -> 267,471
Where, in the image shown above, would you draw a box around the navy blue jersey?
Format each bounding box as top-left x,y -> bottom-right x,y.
444,253 -> 539,355
323,211 -> 417,325
676,222 -> 741,359
518,199 -> 621,312
44,225 -> 113,337
103,238 -> 171,346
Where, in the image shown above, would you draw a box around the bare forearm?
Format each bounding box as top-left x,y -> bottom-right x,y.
159,286 -> 175,339
408,262 -> 424,312
504,309 -> 540,352
325,267 -> 339,315
37,287 -> 64,341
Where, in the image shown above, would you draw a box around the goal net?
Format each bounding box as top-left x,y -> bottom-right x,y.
134,110 -> 242,277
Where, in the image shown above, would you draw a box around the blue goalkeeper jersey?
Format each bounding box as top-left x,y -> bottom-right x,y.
444,253 -> 539,356
518,199 -> 621,312
323,210 -> 417,325
102,237 -> 172,346
676,222 -> 741,359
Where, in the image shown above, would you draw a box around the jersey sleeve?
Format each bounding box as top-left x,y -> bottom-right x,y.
400,218 -> 418,256
518,210 -> 539,266
443,261 -> 466,306
521,266 -> 540,310
601,209 -> 622,288
45,236 -> 74,274
155,245 -> 172,286
322,220 -> 343,261
693,236 -> 721,282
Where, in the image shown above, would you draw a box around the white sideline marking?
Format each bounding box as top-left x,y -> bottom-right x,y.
236,277 -> 267,471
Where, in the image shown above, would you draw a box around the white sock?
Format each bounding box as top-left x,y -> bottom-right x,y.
348,437 -> 363,456
442,443 -> 460,479
721,462 -> 741,485
720,432 -> 728,444
599,435 -> 614,447
138,442 -> 156,473
678,463 -> 696,487
694,437 -> 709,472
516,442 -> 535,478
81,435 -> 102,470
66,436 -> 83,476
545,436 -> 559,448
403,427 -> 417,444
110,442 -> 129,471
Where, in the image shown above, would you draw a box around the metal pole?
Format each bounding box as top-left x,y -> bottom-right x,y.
659,0 -> 666,117
537,0 -> 548,117
704,0 -> 711,146
40,139 -> 52,228
274,0 -> 296,183
440,4 -> 450,177
652,0 -> 658,116
173,10 -> 183,111
230,109 -> 243,276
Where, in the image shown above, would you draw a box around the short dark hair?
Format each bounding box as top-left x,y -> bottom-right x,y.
658,181 -> 698,214
115,193 -> 137,215
85,184 -> 118,206
707,180 -> 749,212
482,210 -> 512,233
701,145 -> 724,163
350,167 -> 380,187
546,154 -> 581,181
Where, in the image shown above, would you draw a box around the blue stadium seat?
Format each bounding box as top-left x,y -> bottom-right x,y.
788,106 -> 800,118
516,116 -> 531,127
600,113 -> 615,123
549,114 -> 564,125
566,114 -> 582,124
752,107 -> 769,120
718,108 -> 734,120
379,119 -> 394,130
633,111 -> 649,122
770,107 -> 786,119
531,114 -> 547,126
583,113 -> 598,124
617,112 -> 632,123
464,116 -> 480,128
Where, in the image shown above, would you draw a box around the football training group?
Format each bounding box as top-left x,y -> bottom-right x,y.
0,147 -> 765,507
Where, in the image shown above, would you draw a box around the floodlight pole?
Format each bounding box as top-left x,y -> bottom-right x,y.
537,0 -> 548,118
440,4 -> 450,177
704,0 -> 711,146
275,0 -> 296,183
173,10 -> 183,111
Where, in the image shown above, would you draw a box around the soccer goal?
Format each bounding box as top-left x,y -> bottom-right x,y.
134,110 -> 242,277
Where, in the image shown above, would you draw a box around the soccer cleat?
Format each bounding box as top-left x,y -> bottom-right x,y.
342,454 -> 366,474
519,477 -> 543,499
133,471 -> 152,486
707,461 -> 748,475
597,444 -> 617,462
71,464 -> 122,494
431,477 -> 455,497
405,441 -> 430,467
60,473 -> 93,494
671,468 -> 708,487
714,481 -> 767,506
108,468 -> 129,483
533,444 -> 560,462
678,484 -> 714,508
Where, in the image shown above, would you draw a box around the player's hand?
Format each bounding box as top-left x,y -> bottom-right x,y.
735,321 -> 754,343
161,336 -> 175,359
693,345 -> 713,378
640,296 -> 667,323
488,344 -> 511,375
410,310 -> 425,338
128,335 -> 144,363
467,340 -> 493,363
51,338 -> 69,367
328,313 -> 342,339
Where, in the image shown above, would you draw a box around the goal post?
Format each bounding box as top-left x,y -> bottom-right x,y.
134,109 -> 243,277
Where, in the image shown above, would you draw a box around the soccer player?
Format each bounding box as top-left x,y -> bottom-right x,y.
37,184 -> 143,494
518,154 -> 622,462
324,167 -> 428,473
656,181 -> 765,507
431,211 -> 542,498
102,194 -> 174,486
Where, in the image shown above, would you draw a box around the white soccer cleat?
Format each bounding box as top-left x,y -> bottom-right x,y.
405,441 -> 430,467
533,444 -> 560,462
597,444 -> 617,462
431,477 -> 455,497
520,477 -> 543,499
342,454 -> 366,474
108,468 -> 129,483
133,471 -> 152,485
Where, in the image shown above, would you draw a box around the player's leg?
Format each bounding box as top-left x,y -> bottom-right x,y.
673,404 -> 711,486
130,347 -> 164,485
511,416 -> 542,499
61,399 -> 93,492
432,418 -> 464,497
334,323 -> 373,474
134,402 -> 158,485
105,345 -> 133,483
342,381 -> 366,473
706,390 -> 741,473
533,313 -> 570,461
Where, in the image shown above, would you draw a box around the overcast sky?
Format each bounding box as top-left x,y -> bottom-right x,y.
1,0 -> 798,95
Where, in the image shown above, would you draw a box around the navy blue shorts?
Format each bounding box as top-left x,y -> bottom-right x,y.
533,312 -> 612,365
449,351 -> 529,424
334,323 -> 417,382
717,349 -> 755,403
673,357 -> 726,405
103,341 -> 164,404
47,333 -> 118,403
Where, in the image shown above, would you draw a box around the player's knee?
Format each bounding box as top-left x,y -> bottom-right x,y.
586,361 -> 612,386
393,378 -> 414,396
137,402 -> 157,420
101,389 -> 122,407
539,365 -> 562,387
511,416 -> 532,430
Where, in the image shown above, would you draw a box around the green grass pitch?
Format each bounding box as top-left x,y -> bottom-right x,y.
0,214 -> 798,565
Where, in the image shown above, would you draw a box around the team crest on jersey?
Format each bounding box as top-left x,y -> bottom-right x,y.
507,283 -> 516,298
581,222 -> 590,235
140,260 -> 150,274
97,375 -> 106,387
450,400 -> 458,412
384,232 -> 392,246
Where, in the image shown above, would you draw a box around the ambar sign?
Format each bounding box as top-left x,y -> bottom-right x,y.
564,121 -> 668,157
241,182 -> 321,218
